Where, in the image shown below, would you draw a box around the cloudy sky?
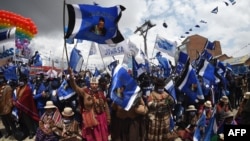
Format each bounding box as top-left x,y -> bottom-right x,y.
1,0 -> 249,68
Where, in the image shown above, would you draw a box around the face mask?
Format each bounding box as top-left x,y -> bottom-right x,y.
19,81 -> 25,86
189,111 -> 196,116
157,88 -> 164,93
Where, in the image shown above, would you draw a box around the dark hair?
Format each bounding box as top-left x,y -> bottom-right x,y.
99,17 -> 105,22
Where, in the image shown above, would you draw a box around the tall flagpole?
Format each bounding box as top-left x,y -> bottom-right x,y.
97,44 -> 108,73
85,42 -> 93,71
151,34 -> 158,59
63,0 -> 69,68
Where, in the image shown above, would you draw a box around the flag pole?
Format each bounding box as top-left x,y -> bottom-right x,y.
63,0 -> 69,67
97,44 -> 108,73
85,42 -> 93,71
151,34 -> 158,59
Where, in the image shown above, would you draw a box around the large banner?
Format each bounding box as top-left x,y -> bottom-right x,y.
98,41 -> 127,58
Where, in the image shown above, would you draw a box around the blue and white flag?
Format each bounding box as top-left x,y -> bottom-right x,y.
165,78 -> 177,103
3,65 -> 17,81
155,52 -> 172,78
89,42 -> 97,56
93,67 -> 101,77
204,39 -> 215,50
98,41 -> 127,58
176,63 -> 204,103
197,59 -> 216,83
154,35 -> 176,57
176,51 -> 189,75
110,64 -> 140,111
0,27 -> 15,42
65,4 -> 125,44
69,47 -> 83,72
203,108 -> 217,141
33,52 -> 43,67
122,40 -> 139,67
57,79 -> 76,101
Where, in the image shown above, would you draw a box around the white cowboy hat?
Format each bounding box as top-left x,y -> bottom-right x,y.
204,100 -> 212,108
186,105 -> 197,112
62,107 -> 74,117
44,101 -> 56,109
220,96 -> 229,103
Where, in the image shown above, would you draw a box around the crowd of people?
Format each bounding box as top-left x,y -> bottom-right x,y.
0,60 -> 249,141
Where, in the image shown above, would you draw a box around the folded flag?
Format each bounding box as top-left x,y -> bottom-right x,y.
65,4 -> 125,44
110,64 -> 140,111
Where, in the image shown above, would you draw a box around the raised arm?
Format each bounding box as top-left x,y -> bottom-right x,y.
68,67 -> 85,97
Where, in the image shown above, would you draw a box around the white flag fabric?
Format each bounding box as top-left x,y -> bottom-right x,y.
154,35 -> 177,57
98,40 -> 127,58
89,42 -> 97,56
122,40 -> 139,66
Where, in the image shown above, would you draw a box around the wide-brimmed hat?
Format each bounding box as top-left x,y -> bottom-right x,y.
204,100 -> 212,108
244,92 -> 250,99
62,107 -> 74,117
220,96 -> 229,103
223,111 -> 234,119
186,105 -> 197,112
44,101 -> 57,109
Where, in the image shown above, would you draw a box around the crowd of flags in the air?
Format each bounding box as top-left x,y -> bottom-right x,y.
179,0 -> 237,39
0,2 -> 238,140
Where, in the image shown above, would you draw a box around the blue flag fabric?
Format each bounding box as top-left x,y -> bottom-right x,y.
65,4 -> 125,44
57,79 -> 76,101
3,65 -> 17,81
176,51 -> 189,75
176,63 -> 204,103
204,40 -> 215,50
93,67 -> 101,77
110,64 -> 140,111
165,78 -> 177,103
69,47 -> 83,72
0,27 -> 15,42
155,52 -> 172,78
197,59 -> 216,83
33,53 -> 43,67
203,108 -> 217,141
154,35 -> 176,57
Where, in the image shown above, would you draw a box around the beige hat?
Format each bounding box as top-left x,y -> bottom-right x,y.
244,92 -> 250,99
62,107 -> 74,117
220,96 -> 229,103
204,100 -> 212,108
186,105 -> 197,112
90,77 -> 99,84
219,133 -> 224,140
223,111 -> 234,119
44,101 -> 57,109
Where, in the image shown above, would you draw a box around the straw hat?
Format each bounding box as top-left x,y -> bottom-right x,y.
219,133 -> 224,140
44,101 -> 56,109
186,105 -> 197,112
244,92 -> 250,99
204,100 -> 212,108
62,107 -> 74,117
223,111 -> 234,119
220,96 -> 229,103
